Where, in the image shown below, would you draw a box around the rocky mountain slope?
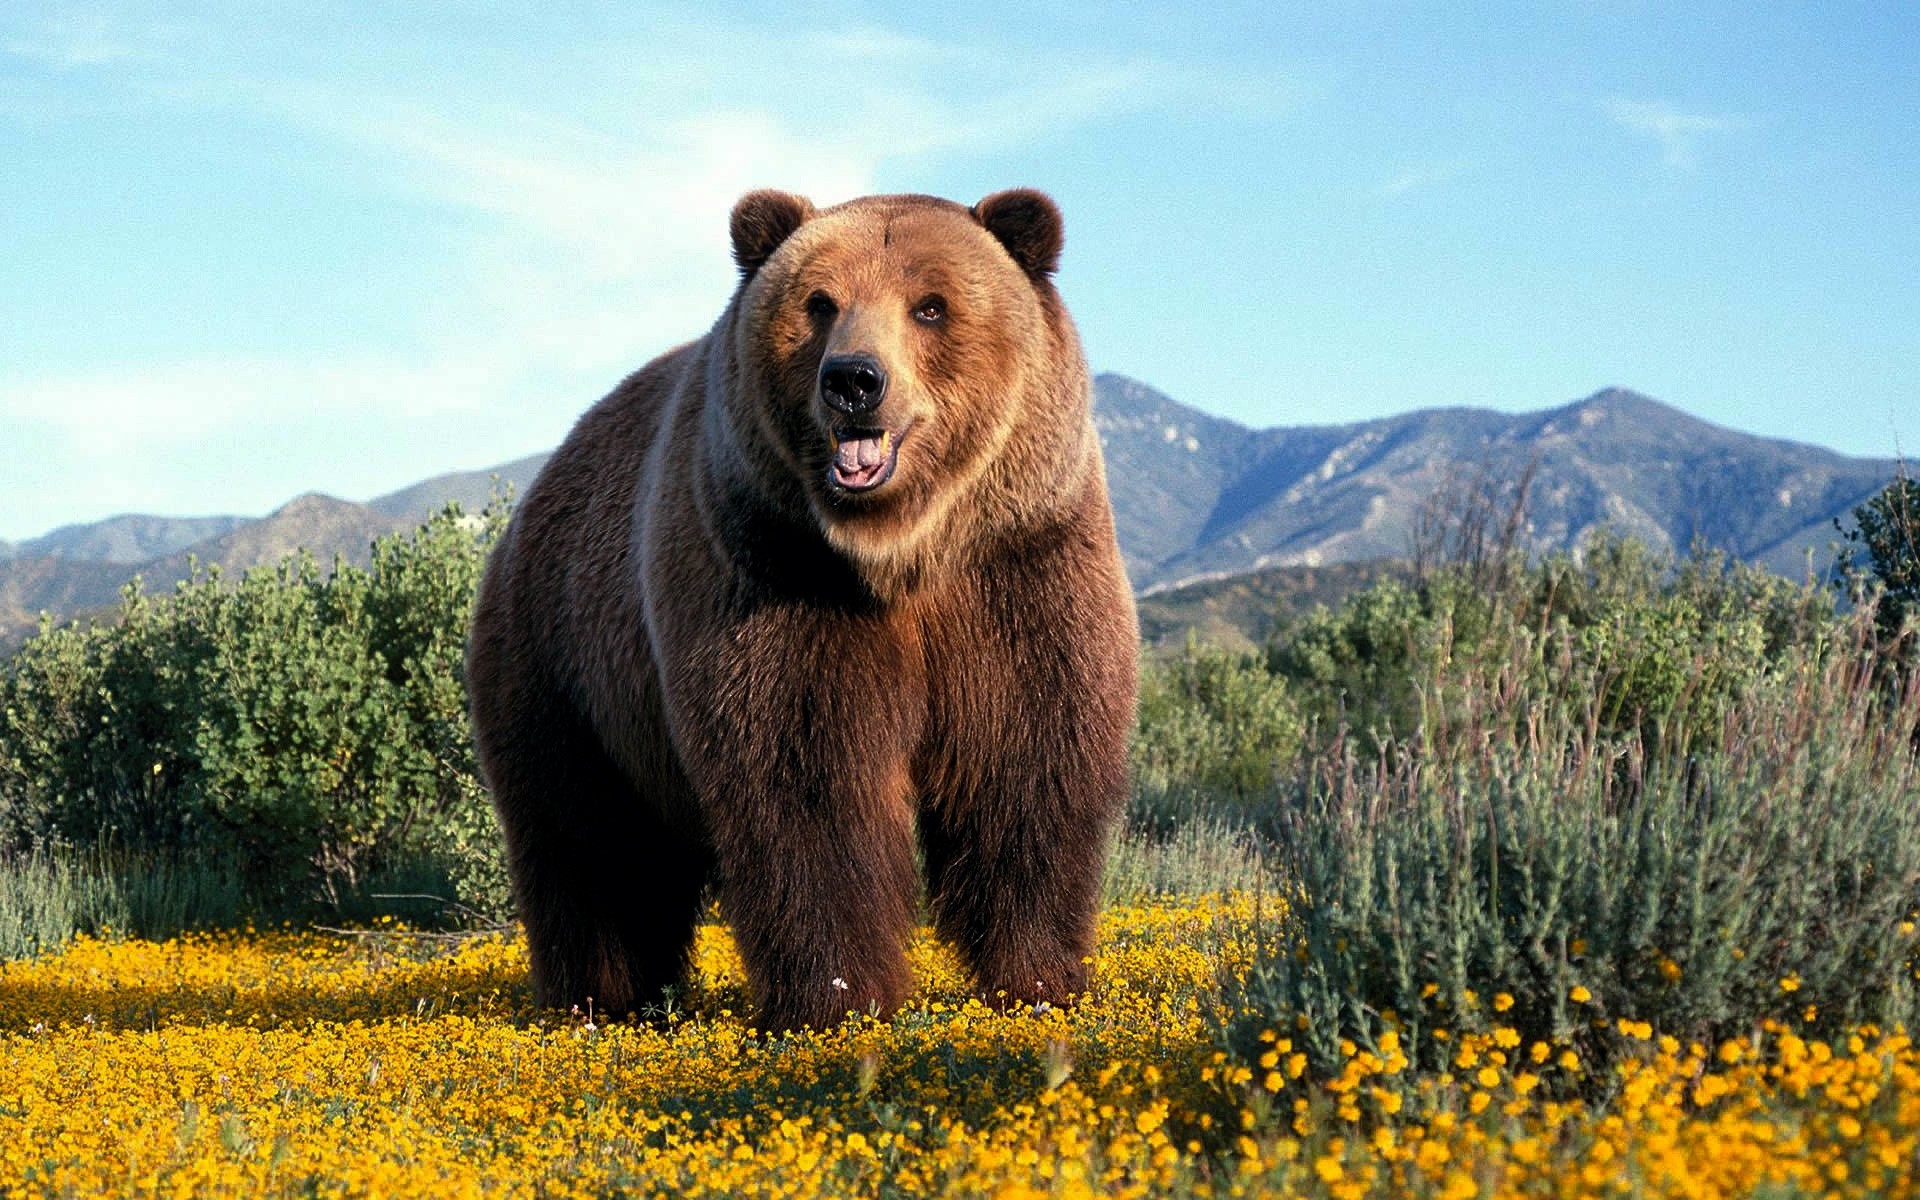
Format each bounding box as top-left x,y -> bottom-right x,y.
1,376 -> 1899,644
0,513 -> 250,566
1096,379 -> 1894,591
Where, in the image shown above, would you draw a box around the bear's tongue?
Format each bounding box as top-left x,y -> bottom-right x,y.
832,430 -> 893,487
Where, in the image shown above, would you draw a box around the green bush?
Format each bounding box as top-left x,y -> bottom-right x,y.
1120,639 -> 1300,901
1265,575 -> 1432,752
1220,598 -> 1920,1091
1836,468 -> 1920,651
1131,636 -> 1304,829
1270,533 -> 1834,763
5,489 -> 1910,1077
0,502 -> 510,932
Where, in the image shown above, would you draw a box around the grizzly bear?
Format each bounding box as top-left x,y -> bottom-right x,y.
465,188 -> 1137,1032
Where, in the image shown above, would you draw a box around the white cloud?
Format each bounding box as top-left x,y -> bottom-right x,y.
223,92 -> 892,436
0,344 -> 611,532
1604,97 -> 1744,168
798,27 -> 947,62
10,27 -> 1202,426
287,99 -> 872,276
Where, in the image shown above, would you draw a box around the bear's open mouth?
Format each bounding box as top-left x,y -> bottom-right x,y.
828,427 -> 902,493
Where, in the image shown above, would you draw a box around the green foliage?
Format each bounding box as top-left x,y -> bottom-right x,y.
1218,566 -> 1920,1092
1123,640 -> 1299,905
1132,636 -> 1304,812
0,846 -> 116,961
0,840 -> 254,960
1264,576 -> 1432,750
1837,468 -> 1920,640
0,501 -> 510,937
1102,816 -> 1272,904
1270,533 -> 1834,762
6,470 -> 1914,1106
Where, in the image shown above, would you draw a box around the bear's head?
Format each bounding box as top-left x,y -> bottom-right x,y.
721,189 -> 1093,584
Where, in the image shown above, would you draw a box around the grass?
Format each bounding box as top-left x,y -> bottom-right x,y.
1102,814 -> 1274,904
0,841 -> 454,961
0,844 -> 252,961
1,901 -> 1917,1197
0,848 -> 107,963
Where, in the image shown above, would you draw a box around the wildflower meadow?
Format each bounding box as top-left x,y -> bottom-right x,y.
5,902 -> 1920,1196
3,486 -> 1919,1197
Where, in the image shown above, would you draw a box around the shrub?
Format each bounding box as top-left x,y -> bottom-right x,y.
1220,600 -> 1920,1089
0,501 -> 510,931
1271,532 -> 1835,763
1836,468 -> 1920,646
1265,576 -> 1432,752
1131,637 -> 1304,826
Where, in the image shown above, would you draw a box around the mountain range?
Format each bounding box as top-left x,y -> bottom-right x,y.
0,376 -> 1899,645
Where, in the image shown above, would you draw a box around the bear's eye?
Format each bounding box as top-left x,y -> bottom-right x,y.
805,291 -> 838,321
911,295 -> 948,326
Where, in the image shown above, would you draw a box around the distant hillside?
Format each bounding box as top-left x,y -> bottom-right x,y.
1094,375 -> 1263,577
0,513 -> 249,565
1134,559 -> 1411,656
1,376 -> 1901,646
0,555 -> 133,642
0,495 -> 420,646
144,493 -> 416,580
0,464 -> 557,647
365,453 -> 552,520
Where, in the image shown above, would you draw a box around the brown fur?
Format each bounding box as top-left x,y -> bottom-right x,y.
466,189 -> 1137,1031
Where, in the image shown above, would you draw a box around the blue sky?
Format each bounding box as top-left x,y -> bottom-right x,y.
3,2 -> 1916,542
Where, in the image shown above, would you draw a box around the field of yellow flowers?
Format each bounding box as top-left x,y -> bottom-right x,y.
3,895 -> 1917,1198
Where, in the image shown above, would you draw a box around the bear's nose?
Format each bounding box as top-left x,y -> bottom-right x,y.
819,354 -> 888,417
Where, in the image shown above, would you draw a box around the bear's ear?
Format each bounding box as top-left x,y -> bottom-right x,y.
972,188 -> 1063,278
730,190 -> 815,277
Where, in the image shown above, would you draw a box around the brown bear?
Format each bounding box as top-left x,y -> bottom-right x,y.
465,188 -> 1137,1032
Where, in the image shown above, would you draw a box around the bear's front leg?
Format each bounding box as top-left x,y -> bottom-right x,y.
709,768 -> 921,1031
661,609 -> 927,1032
918,755 -> 1124,1009
917,564 -> 1136,1010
